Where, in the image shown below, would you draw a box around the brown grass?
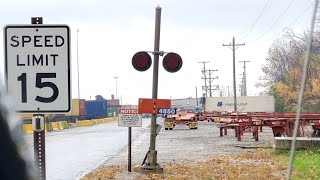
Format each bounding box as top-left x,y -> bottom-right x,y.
82,165 -> 126,180
82,149 -> 290,180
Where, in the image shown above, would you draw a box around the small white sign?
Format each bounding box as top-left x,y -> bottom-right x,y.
4,25 -> 71,113
118,109 -> 142,127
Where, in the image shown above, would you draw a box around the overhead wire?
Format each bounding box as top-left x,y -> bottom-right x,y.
256,0 -> 296,40
264,1 -> 314,42
239,0 -> 271,41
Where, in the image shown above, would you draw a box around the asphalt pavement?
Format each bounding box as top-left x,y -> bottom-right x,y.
24,119 -> 151,180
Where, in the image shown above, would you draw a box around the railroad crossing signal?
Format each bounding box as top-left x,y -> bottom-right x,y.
132,51 -> 182,73
132,6 -> 182,174
132,51 -> 152,72
162,52 -> 182,73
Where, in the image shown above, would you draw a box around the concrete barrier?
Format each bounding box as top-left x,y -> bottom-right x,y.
63,121 -> 69,129
96,119 -> 103,124
91,120 -> 98,125
24,122 -> 56,134
84,120 -> 91,126
104,117 -> 117,123
23,124 -> 33,134
76,120 -> 84,127
51,122 -> 59,131
273,137 -> 320,149
45,123 -> 52,132
58,121 -> 64,130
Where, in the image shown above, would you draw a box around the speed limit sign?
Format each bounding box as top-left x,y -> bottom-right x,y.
4,25 -> 71,113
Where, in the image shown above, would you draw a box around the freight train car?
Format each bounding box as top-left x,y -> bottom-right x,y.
205,96 -> 275,112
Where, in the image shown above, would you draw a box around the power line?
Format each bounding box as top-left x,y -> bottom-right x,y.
240,0 -> 272,41
256,0 -> 296,40
264,1 -> 314,41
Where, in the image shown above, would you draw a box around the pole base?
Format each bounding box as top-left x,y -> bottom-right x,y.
140,164 -> 163,174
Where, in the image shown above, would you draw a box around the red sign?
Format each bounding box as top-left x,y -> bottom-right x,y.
138,98 -> 171,114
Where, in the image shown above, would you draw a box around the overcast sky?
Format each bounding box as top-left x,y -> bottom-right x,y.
0,0 -> 315,105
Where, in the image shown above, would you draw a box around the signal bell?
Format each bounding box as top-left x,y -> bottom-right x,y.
162,52 -> 183,73
132,51 -> 152,72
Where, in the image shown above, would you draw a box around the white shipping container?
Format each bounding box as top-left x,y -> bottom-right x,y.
171,98 -> 201,109
205,96 -> 275,112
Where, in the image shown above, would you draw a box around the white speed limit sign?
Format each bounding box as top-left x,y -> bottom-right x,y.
4,25 -> 71,113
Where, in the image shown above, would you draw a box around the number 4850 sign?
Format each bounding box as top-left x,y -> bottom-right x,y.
4,25 -> 71,113
157,108 -> 176,115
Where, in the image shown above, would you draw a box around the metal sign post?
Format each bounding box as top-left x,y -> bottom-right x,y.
31,17 -> 46,180
33,113 -> 46,180
128,126 -> 132,172
118,108 -> 142,172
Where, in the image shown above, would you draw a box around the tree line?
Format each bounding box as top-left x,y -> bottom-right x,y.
258,26 -> 320,112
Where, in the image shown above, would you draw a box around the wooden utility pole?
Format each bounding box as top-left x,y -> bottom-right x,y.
222,37 -> 245,112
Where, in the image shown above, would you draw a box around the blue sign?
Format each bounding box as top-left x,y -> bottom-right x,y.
157,108 -> 176,115
217,102 -> 223,107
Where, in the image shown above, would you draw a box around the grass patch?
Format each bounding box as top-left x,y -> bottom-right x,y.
272,149 -> 320,180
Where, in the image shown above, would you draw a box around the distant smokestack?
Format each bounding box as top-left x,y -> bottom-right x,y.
111,94 -> 114,100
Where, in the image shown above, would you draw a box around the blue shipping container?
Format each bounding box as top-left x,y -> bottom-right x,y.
85,100 -> 108,119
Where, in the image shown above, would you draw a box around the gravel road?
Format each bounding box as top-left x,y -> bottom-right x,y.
100,118 -> 276,167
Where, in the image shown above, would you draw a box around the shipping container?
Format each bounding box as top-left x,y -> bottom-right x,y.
85,100 -> 108,119
171,98 -> 201,110
107,109 -> 118,117
66,99 -> 86,116
205,96 -> 275,112
107,99 -> 120,106
108,106 -> 120,111
121,105 -> 131,109
79,99 -> 86,115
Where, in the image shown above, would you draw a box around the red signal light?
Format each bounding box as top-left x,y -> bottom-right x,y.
132,51 -> 152,72
162,52 -> 183,73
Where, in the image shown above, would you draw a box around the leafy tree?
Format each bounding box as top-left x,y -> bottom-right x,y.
258,29 -> 320,112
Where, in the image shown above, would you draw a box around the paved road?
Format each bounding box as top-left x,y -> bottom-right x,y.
24,119 -> 151,180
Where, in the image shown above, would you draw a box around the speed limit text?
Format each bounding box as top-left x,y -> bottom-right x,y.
9,35 -> 65,66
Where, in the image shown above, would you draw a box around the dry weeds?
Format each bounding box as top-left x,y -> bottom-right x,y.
82,149 -> 288,180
